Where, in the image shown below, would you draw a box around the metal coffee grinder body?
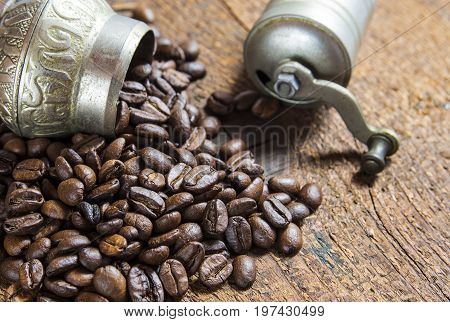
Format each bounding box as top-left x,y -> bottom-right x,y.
244,0 -> 400,175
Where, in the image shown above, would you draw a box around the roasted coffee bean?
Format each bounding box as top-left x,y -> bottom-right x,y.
26,138 -> 51,158
182,165 -> 220,194
103,138 -> 126,162
73,135 -> 105,157
248,215 -> 276,249
119,226 -> 139,241
220,139 -> 247,160
234,90 -> 259,111
124,212 -> 153,241
8,187 -> 44,214
173,223 -> 203,251
196,153 -> 227,171
96,218 -> 123,235
3,235 -> 30,256
12,159 -> 46,182
231,255 -> 256,289
182,202 -> 207,222
40,200 -> 69,221
75,291 -> 109,302
169,106 -> 191,142
268,176 -> 299,195
55,156 -> 73,181
99,234 -> 127,257
180,39 -> 200,61
174,148 -> 197,168
33,219 -> 61,240
207,91 -> 235,116
41,178 -> 58,200
225,216 -> 252,254
0,149 -> 17,175
50,229 -> 79,244
124,156 -> 143,176
99,160 -> 125,183
179,61 -> 206,81
128,186 -> 165,219
59,148 -> 83,167
226,198 -> 257,217
162,69 -> 190,92
234,159 -> 264,178
199,254 -> 232,288
4,137 -> 26,157
86,179 -> 120,203
268,192 -> 292,205
115,101 -> 131,135
202,240 -> 229,256
262,197 -> 292,229
154,211 -> 181,233
46,255 -> 78,277
128,265 -> 165,302
120,81 -> 147,105
156,37 -> 174,58
46,142 -> 66,163
159,259 -> 189,298
65,267 -> 94,287
93,265 -> 127,302
228,171 -> 252,191
73,165 -> 97,191
226,150 -> 254,171
44,277 -> 78,298
19,259 -> 44,291
185,104 -> 201,125
166,92 -> 187,110
278,223 -> 303,256
77,202 -> 101,225
139,98 -> 171,123
167,163 -> 192,192
202,199 -> 228,238
155,77 -> 176,96
116,240 -> 142,260
199,116 -> 220,139
237,177 -> 264,200
0,257 -> 24,282
79,247 -> 103,272
26,237 -> 51,261
140,147 -> 174,174
130,62 -> 152,80
85,150 -> 102,174
182,127 -> 207,153
118,175 -> 138,199
71,211 -> 92,231
216,187 -> 237,204
251,96 -> 280,119
139,246 -> 170,266
138,169 -> 166,191
104,200 -> 129,219
193,184 -> 222,203
58,178 -> 84,206
200,139 -> 219,156
174,241 -> 205,276
136,123 -> 170,141
287,202 -> 311,224
165,192 -> 194,212
298,183 -> 323,211
3,213 -> 44,235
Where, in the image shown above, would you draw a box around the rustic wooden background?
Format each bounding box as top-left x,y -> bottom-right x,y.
2,0 -> 448,302
139,0 -> 449,302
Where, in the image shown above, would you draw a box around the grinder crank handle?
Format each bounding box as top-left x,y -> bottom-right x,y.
273,62 -> 400,175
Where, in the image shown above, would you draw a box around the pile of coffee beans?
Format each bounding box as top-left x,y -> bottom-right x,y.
0,2 -> 322,302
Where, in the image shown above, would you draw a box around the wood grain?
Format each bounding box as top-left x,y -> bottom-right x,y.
2,0 -> 448,302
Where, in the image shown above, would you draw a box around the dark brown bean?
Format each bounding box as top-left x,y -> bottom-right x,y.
298,183 -> 323,211
139,246 -> 170,266
248,215 -> 276,249
199,254 -> 232,288
174,241 -> 205,276
234,90 -> 259,111
231,255 -> 256,289
268,176 -> 299,195
154,211 -> 181,234
57,178 -> 84,206
93,265 -> 127,302
128,186 -> 165,219
159,259 -> 189,298
19,259 -> 44,291
44,278 -> 78,298
225,216 -> 252,254
202,199 -> 228,238
182,165 -> 220,194
79,247 -> 103,272
207,91 -> 235,116
3,235 -> 30,256
99,234 -> 128,257
262,197 -> 292,229
13,159 -> 46,182
278,223 -> 303,256
226,197 -> 257,217
124,212 -> 153,241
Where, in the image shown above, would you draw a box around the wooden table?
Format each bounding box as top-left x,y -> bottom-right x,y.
144,0 -> 449,302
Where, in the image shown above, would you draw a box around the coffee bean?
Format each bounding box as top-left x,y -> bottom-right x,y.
99,160 -> 126,183
45,142 -> 65,163
26,138 -> 51,158
128,265 -> 165,302
231,255 -> 256,289
196,153 -> 227,171
99,234 -> 127,257
182,202 -> 207,222
86,179 -> 120,203
234,90 -> 259,111
180,39 -> 200,61
93,265 -> 127,302
128,186 -> 165,219
159,259 -> 188,298
179,61 -> 206,80
33,220 -> 61,240
278,223 -> 303,256
19,259 -> 44,291
169,106 -> 191,142
138,169 -> 166,191
202,199 -> 228,238
226,197 -> 257,217
268,192 -> 292,205
139,97 -> 171,123
120,81 -> 147,105
298,183 -> 323,211
55,156 -> 73,181
85,150 -> 102,174
182,165 -> 220,194
103,138 -> 126,162
44,277 -> 78,298
182,127 -> 207,153
7,187 -> 44,214
286,202 -> 311,223
216,187 -> 237,204
199,116 -> 220,139
96,218 -> 123,235
75,291 -> 109,302
57,178 -> 84,206
3,213 -> 44,235
26,237 -> 51,261
268,176 -> 299,195
130,62 -> 152,80
262,197 -> 292,229
0,257 -> 24,282
173,223 -> 203,252
166,192 -> 194,212
4,137 -> 26,157
104,200 -> 129,219
13,159 -> 46,182
116,240 -> 142,260
234,159 -> 264,178
225,216 -> 252,254
248,215 -> 276,249
139,245 -> 170,266
228,171 -> 252,191
174,241 -> 205,276
124,212 -> 153,241
56,235 -> 90,254
237,177 -> 264,200
163,69 -> 190,92
119,226 -> 139,241
73,135 -> 105,157
174,149 -> 197,168
79,247 -> 103,272
76,202 -> 101,225
167,163 -> 192,192
136,123 -> 170,142
199,254 -> 232,288
220,139 -> 247,160
207,91 -> 235,116
73,165 -> 97,191
0,149 -> 17,175
140,147 -> 174,174
46,255 -> 78,277
3,235 -> 31,256
154,211 -> 181,233
251,96 -> 280,119
202,240 -> 229,257
65,267 -> 94,287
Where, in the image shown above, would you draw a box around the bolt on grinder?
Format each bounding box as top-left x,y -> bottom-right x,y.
244,0 -> 400,175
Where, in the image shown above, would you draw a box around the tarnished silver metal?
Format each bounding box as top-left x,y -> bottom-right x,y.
244,0 -> 399,174
0,0 -> 155,138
